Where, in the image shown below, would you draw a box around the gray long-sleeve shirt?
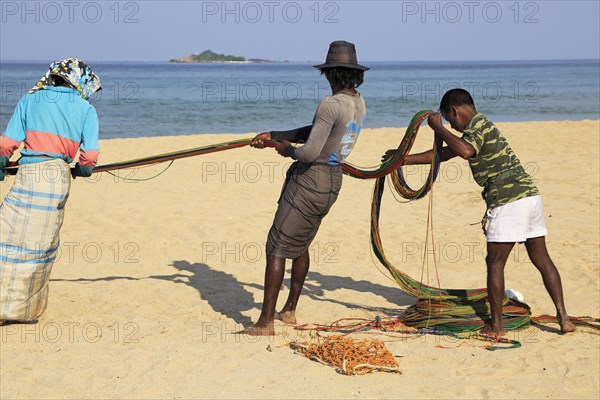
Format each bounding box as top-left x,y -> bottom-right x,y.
271,92 -> 366,165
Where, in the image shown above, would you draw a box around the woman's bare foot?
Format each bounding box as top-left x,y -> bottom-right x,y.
239,322 -> 275,336
275,311 -> 296,325
481,323 -> 506,338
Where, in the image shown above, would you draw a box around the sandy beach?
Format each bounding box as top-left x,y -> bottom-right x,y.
1,120 -> 598,399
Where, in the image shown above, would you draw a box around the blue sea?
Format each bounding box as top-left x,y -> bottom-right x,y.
1,60 -> 599,139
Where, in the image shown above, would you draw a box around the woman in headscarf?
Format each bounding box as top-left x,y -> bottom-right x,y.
0,58 -> 102,324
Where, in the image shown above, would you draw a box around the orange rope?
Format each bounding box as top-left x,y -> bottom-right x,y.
290,335 -> 401,375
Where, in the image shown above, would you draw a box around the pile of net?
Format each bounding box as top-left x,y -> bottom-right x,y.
290,335 -> 401,375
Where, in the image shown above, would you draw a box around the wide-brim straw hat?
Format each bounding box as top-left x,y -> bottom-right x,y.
314,40 -> 369,71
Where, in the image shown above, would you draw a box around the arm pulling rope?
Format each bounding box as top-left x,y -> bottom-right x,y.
4,110 -> 434,179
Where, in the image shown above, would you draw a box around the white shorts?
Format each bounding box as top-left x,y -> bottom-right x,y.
486,195 -> 548,243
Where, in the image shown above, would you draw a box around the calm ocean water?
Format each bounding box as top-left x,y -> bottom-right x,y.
1,60 -> 598,139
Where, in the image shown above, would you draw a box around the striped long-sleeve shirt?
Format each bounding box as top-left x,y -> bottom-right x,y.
0,86 -> 99,176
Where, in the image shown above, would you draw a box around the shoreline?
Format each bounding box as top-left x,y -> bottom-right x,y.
94,118 -> 600,142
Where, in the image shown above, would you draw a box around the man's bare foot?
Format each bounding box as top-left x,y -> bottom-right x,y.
275,311 -> 296,325
557,315 -> 577,333
238,323 -> 275,336
481,324 -> 506,338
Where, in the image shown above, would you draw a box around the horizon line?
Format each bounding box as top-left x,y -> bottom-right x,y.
1,57 -> 599,64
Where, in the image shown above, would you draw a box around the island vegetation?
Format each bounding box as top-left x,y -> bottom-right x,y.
170,50 -> 273,63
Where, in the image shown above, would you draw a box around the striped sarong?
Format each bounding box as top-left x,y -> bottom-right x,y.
1,159 -> 71,322
266,162 -> 342,259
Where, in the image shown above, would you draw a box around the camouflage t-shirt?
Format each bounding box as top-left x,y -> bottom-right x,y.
461,113 -> 539,209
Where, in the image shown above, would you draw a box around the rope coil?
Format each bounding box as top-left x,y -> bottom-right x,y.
290,335 -> 401,375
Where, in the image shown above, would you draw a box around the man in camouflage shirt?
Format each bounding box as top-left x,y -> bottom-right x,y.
400,89 -> 575,337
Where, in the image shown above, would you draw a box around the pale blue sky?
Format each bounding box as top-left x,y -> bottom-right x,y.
1,0 -> 599,62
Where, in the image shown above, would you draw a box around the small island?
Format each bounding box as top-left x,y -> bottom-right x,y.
169,50 -> 273,63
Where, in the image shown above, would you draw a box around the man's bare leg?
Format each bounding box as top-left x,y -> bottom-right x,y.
481,242 -> 515,337
524,236 -> 576,333
276,249 -> 310,325
242,255 -> 286,336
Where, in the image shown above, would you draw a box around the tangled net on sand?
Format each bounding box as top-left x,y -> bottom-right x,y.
290,335 -> 401,375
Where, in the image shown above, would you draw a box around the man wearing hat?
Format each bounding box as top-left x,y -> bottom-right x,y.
244,41 -> 368,335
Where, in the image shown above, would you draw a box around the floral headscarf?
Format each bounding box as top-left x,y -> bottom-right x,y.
29,58 -> 101,100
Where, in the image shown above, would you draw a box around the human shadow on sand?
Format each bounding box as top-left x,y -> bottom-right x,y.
167,262 -> 416,320
207,265 -> 416,319
169,260 -> 257,326
51,261 -> 258,326
240,269 -> 415,317
52,261 -> 416,324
